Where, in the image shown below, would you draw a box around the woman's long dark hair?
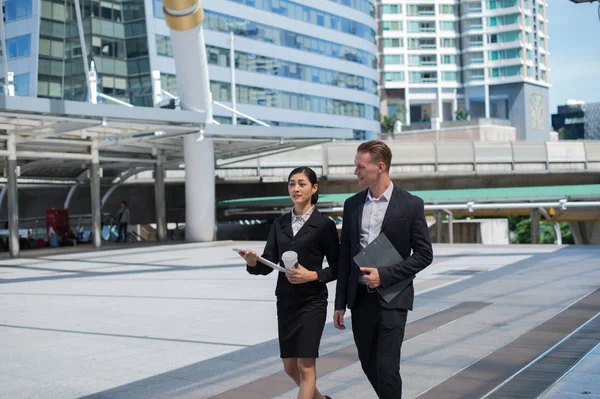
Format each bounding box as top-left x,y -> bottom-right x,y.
288,167 -> 319,205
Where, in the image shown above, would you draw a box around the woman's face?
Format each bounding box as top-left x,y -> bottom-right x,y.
288,173 -> 317,206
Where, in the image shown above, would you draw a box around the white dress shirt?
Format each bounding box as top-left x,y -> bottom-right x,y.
360,183 -> 394,248
291,205 -> 315,236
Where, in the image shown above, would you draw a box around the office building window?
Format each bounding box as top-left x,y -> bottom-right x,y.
196,11 -> 377,68
156,36 -> 377,94
41,0 -> 66,21
382,4 -> 402,14
162,74 -> 377,119
382,21 -> 402,31
383,38 -> 403,48
439,4 -> 455,14
384,55 -> 404,65
488,31 -> 520,44
489,48 -> 521,60
442,71 -> 457,81
7,34 -> 31,59
5,0 -> 32,21
442,55 -> 457,64
489,65 -> 522,77
156,35 -> 173,57
440,21 -> 456,31
488,0 -> 518,9
14,73 -> 30,96
440,38 -> 456,48
154,0 -> 375,40
384,72 -> 404,82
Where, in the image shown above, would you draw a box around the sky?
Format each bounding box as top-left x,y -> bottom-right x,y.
547,1 -> 600,113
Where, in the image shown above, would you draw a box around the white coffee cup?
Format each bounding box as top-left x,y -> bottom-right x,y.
281,251 -> 299,269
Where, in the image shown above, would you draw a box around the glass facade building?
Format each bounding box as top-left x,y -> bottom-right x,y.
4,0 -> 379,137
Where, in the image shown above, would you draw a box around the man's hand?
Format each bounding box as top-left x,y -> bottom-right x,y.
360,267 -> 381,288
285,264 -> 317,284
334,309 -> 346,330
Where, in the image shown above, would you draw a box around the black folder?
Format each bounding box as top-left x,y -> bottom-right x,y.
353,233 -> 414,303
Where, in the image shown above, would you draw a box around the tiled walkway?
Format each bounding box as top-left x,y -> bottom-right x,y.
1,242 -> 598,398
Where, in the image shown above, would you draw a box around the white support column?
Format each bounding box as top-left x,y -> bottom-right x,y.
90,139 -> 102,248
484,84 -> 491,119
154,152 -> 167,241
437,86 -> 444,121
184,135 -> 215,241
230,32 -> 237,125
7,131 -> 19,257
452,89 -> 458,121
163,0 -> 216,242
152,70 -> 163,106
404,87 -> 411,126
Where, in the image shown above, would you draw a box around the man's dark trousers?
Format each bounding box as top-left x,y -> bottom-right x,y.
351,285 -> 408,398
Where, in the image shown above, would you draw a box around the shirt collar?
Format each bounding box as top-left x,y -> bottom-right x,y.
366,183 -> 394,202
291,205 -> 315,221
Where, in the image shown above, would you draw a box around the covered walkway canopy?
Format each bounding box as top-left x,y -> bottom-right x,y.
219,184 -> 600,221
0,96 -> 352,257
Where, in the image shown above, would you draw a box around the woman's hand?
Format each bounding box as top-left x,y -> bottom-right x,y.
285,264 -> 317,284
239,248 -> 259,267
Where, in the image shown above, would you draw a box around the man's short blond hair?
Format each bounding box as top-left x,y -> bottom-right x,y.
357,140 -> 392,172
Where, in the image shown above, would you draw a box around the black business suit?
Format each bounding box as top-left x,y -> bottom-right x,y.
335,185 -> 433,398
248,209 -> 339,358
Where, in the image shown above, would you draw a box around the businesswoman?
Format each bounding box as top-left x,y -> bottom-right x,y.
239,167 -> 339,399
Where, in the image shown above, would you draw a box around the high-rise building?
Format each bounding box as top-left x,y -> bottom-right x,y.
4,0 -> 380,138
379,0 -> 551,140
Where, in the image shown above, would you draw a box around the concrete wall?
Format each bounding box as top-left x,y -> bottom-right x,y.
430,219 -> 510,245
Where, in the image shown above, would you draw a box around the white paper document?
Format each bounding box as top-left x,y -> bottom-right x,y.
233,248 -> 287,273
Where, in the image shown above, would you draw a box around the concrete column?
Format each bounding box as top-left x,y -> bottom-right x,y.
321,144 -> 329,178
154,152 -> 167,241
465,94 -> 471,116
7,131 -> 19,257
435,210 -> 444,243
163,0 -> 216,242
404,87 -> 411,126
446,210 -> 454,244
184,135 -> 215,241
90,139 -> 102,248
531,208 -> 540,244
484,84 -> 491,119
452,89 -> 458,121
437,86 -> 444,121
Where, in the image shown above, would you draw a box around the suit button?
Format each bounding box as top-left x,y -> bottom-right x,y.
291,241 -> 294,246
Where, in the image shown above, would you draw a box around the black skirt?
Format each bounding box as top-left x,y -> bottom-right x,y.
276,293 -> 327,358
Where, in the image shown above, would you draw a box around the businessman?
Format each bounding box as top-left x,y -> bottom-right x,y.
333,140 -> 433,398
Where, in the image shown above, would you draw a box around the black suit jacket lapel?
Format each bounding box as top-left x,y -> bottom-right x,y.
356,190 -> 368,241
280,213 -> 294,240
381,187 -> 405,232
293,210 -> 320,240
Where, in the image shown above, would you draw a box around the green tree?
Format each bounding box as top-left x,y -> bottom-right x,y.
509,216 -> 574,244
455,108 -> 470,121
380,114 -> 397,133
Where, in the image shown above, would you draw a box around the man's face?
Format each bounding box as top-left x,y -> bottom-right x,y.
354,151 -> 381,189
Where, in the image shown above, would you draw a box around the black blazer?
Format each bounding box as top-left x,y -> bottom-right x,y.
247,209 -> 340,297
335,186 -> 433,311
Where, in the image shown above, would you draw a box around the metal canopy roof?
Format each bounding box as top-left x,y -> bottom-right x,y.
219,184 -> 600,222
0,96 -> 352,184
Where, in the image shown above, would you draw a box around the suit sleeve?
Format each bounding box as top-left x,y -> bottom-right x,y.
335,200 -> 352,310
316,219 -> 340,284
378,197 -> 433,288
247,221 -> 277,276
